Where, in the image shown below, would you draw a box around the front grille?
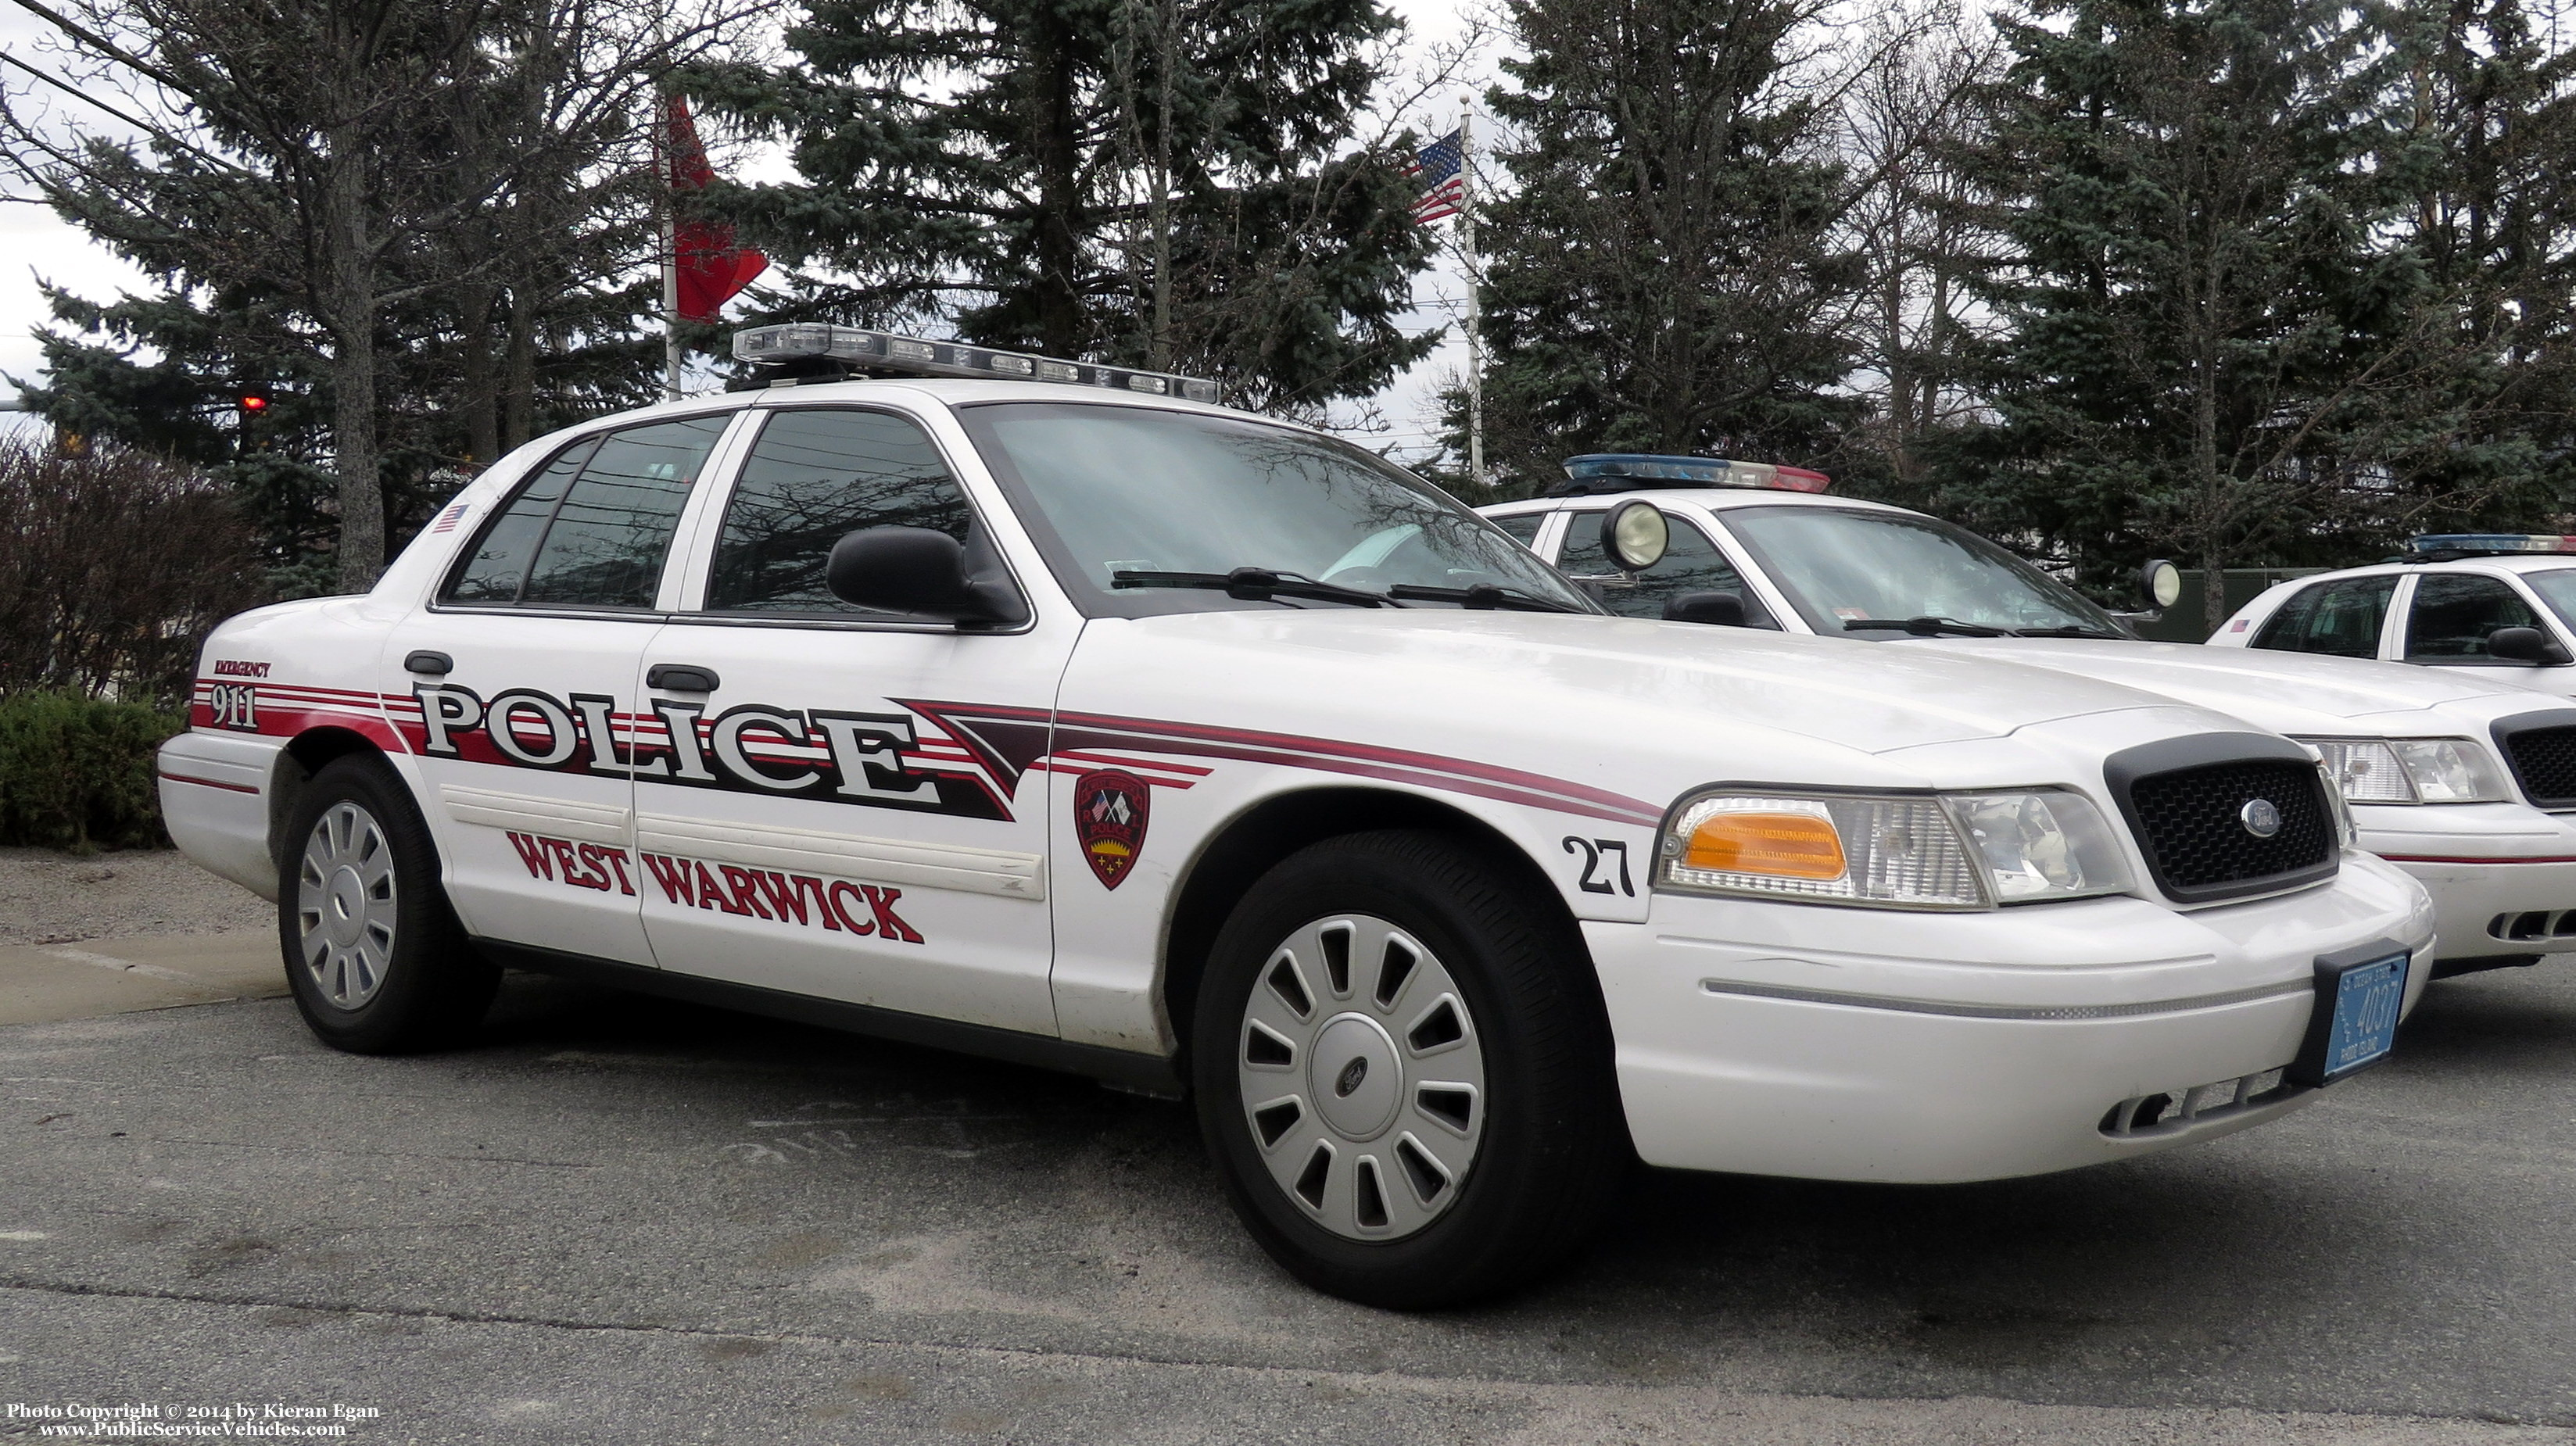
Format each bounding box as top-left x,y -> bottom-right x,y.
2499,722 -> 2576,807
2105,734 -> 2341,904
2127,760 -> 2334,895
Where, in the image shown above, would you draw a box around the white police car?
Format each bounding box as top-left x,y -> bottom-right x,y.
157,333 -> 2431,1308
1483,459 -> 2576,979
2206,535 -> 2576,700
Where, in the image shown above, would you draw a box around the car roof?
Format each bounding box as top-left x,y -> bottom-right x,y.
2255,555 -> 2576,589
1482,489 -> 1912,518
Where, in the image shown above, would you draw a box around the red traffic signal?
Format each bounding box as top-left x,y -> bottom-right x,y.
238,394 -> 269,413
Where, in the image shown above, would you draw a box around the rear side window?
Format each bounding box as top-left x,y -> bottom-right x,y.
2251,576 -> 2396,658
704,409 -> 973,614
442,415 -> 728,609
1488,512 -> 1546,549
2405,573 -> 2541,660
1560,511 -> 1777,627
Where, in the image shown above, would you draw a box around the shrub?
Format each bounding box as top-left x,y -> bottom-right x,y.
0,439 -> 267,709
0,692 -> 186,852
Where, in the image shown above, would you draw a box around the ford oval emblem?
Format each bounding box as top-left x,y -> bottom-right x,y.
2241,798 -> 2282,839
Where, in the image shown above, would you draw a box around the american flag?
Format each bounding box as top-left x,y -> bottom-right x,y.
1405,128 -> 1466,224
428,502 -> 471,535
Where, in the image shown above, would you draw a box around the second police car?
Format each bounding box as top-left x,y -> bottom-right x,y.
157,330 -> 2431,1308
1483,457 -> 2576,979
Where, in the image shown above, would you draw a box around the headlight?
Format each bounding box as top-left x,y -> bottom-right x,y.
2304,738 -> 2510,804
1657,788 -> 2132,909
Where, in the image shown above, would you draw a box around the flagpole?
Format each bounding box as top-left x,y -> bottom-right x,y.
1460,94 -> 1484,490
661,141 -> 683,400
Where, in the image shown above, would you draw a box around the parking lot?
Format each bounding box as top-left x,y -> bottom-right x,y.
1,895 -> 2571,1444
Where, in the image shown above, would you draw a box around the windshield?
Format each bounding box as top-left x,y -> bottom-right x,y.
1721,505 -> 2126,637
2517,569 -> 2576,632
957,403 -> 1593,615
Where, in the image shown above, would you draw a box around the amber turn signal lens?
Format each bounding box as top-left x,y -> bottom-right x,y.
1683,811 -> 1848,879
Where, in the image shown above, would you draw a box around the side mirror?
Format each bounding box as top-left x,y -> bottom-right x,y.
826,526 -> 1023,627
2141,558 -> 2183,611
1603,500 -> 1670,571
1663,590 -> 1747,627
2488,625 -> 2573,665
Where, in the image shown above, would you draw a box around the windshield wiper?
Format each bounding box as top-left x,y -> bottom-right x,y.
2009,625 -> 2126,639
1385,582 -> 1584,614
1841,616 -> 2009,638
1112,567 -> 1399,609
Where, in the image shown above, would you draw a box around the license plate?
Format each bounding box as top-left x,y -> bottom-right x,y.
2291,947 -> 2409,1086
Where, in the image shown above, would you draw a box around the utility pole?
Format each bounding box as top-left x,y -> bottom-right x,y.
1460,94 -> 1485,490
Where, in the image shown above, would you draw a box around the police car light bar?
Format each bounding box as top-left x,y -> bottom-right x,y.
732,324 -> 1220,405
1554,453 -> 1832,496
2406,534 -> 2576,557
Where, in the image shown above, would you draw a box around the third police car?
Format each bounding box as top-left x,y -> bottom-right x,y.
158,331 -> 2429,1307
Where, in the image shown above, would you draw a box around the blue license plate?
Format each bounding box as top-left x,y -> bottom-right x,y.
2307,951 -> 2408,1083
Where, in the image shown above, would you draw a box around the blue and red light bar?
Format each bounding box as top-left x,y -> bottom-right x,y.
733,324 -> 1220,405
1557,453 -> 1832,496
2408,534 -> 2576,557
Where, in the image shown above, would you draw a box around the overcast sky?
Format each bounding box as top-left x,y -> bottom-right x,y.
0,1 -> 1495,460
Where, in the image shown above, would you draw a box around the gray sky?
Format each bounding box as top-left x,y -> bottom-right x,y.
0,1 -> 1493,460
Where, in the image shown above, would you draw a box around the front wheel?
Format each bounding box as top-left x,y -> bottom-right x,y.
1192,829 -> 1625,1308
279,755 -> 498,1053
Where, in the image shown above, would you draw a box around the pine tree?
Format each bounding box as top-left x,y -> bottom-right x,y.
4,0 -> 727,588
1950,0 -> 2489,619
1463,0 -> 1864,493
684,0 -> 1438,412
2376,0 -> 2576,531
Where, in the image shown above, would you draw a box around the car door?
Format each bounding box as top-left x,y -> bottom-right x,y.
2247,574 -> 2401,660
632,402 -> 1066,1035
1554,507 -> 1782,626
2399,573 -> 2576,693
385,410 -> 743,965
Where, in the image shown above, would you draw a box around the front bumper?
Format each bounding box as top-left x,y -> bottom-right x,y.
1593,852 -> 2433,1183
2356,801 -> 2576,962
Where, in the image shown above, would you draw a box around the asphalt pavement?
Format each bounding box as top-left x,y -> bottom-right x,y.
2,951 -> 2573,1444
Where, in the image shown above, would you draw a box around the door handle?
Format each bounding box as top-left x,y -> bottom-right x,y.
404,650 -> 453,676
647,664 -> 722,693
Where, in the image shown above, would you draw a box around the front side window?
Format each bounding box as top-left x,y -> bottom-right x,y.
2405,573 -> 2542,660
1719,506 -> 2123,637
957,403 -> 1592,614
1560,510 -> 1777,627
442,414 -> 729,610
2253,576 -> 2398,658
704,409 -> 973,614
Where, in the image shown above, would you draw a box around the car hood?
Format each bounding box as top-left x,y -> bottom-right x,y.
1081,610 -> 2237,759
1912,637 -> 2561,735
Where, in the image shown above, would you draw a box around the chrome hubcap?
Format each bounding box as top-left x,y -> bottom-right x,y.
1238,914 -> 1486,1241
296,801 -> 398,1009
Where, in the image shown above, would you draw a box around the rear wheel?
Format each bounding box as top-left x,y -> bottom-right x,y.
279,755 -> 497,1053
1193,829 -> 1625,1308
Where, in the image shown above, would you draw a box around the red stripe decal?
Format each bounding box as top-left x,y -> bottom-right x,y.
160,771 -> 260,795
2379,853 -> 2576,865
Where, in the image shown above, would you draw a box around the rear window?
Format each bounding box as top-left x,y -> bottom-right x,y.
2251,576 -> 2396,658
442,415 -> 729,610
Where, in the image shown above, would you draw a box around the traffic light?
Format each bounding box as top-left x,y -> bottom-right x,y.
236,391 -> 271,456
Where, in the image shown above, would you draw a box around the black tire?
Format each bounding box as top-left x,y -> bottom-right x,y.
278,754 -> 499,1053
1191,829 -> 1626,1308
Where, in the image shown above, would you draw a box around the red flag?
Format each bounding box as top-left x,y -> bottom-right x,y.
665,95 -> 768,323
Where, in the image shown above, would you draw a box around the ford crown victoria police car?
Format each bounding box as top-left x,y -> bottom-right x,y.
161,332 -> 2431,1308
1483,459 -> 2576,979
2208,535 -> 2576,703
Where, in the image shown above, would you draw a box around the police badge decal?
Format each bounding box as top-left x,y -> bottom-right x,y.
1073,770 -> 1151,889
